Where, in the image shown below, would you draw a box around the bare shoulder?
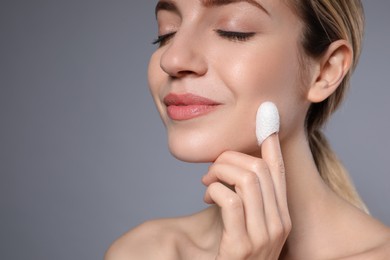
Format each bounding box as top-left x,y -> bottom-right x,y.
104,218 -> 181,260
340,225 -> 390,260
104,207 -> 219,260
361,235 -> 390,259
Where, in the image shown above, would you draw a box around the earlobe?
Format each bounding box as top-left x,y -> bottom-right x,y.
307,79 -> 330,103
307,40 -> 353,103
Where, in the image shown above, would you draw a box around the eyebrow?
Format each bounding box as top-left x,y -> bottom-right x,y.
155,0 -> 269,18
155,1 -> 179,18
202,0 -> 269,15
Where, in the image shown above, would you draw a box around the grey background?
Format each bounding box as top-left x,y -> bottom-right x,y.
0,0 -> 389,259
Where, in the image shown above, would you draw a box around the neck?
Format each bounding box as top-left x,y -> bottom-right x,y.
280,130 -> 352,258
282,130 -> 330,223
281,129 -> 366,259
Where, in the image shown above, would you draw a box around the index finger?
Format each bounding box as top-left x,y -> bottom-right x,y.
256,102 -> 284,193
261,133 -> 286,201
256,102 -> 289,223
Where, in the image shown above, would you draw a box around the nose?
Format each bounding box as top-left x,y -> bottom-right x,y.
160,31 -> 208,78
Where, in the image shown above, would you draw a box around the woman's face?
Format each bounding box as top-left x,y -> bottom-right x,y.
148,0 -> 310,162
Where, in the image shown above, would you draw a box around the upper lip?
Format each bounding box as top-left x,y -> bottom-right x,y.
163,93 -> 221,106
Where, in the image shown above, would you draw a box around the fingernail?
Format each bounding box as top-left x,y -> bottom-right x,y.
256,102 -> 280,146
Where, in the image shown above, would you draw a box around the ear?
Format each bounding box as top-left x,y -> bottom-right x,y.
307,40 -> 353,103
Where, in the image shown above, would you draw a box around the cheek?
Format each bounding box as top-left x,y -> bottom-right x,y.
240,48 -> 299,97
218,42 -> 306,143
213,36 -> 302,103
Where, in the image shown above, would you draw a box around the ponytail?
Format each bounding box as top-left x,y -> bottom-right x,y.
308,129 -> 369,213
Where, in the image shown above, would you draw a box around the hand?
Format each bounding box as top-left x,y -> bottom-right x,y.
202,134 -> 291,260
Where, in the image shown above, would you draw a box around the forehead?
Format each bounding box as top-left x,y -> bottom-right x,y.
155,0 -> 271,17
154,0 -> 303,32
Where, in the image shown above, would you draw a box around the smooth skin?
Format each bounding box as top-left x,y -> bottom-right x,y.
106,0 -> 390,259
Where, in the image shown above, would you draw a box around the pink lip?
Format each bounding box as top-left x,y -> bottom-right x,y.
163,93 -> 221,121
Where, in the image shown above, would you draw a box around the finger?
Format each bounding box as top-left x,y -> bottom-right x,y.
261,133 -> 290,227
211,155 -> 282,242
204,152 -> 280,220
204,182 -> 247,239
209,150 -> 263,171
203,163 -> 269,240
247,158 -> 282,243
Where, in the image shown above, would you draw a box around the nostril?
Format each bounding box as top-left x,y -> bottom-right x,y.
159,38 -> 208,78
167,71 -> 194,80
176,70 -> 196,77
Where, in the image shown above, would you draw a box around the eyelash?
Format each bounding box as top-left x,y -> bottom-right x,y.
215,30 -> 256,42
152,32 -> 176,46
152,30 -> 255,47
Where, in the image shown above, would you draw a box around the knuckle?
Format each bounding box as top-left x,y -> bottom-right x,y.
225,195 -> 242,210
271,222 -> 285,238
284,218 -> 292,234
215,151 -> 233,162
251,159 -> 269,174
207,163 -> 217,173
208,182 -> 221,195
241,171 -> 259,186
269,218 -> 292,244
235,241 -> 253,258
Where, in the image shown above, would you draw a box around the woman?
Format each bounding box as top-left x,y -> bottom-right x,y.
106,0 -> 390,259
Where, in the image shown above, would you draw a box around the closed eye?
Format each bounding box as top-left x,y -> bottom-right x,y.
152,30 -> 255,46
215,30 -> 256,42
152,32 -> 176,47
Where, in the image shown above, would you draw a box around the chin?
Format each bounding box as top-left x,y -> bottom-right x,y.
166,128 -> 260,163
167,134 -> 223,163
169,150 -> 220,163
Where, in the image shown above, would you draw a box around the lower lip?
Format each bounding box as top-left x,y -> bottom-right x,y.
167,105 -> 219,121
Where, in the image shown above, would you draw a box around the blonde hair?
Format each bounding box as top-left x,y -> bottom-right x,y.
290,0 -> 369,212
